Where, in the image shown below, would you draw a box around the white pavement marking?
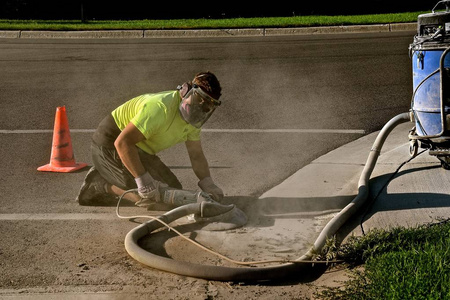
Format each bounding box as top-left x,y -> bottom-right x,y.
0,128 -> 365,134
203,129 -> 365,134
0,129 -> 93,134
0,213 -> 118,221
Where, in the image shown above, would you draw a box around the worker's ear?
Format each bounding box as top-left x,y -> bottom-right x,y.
179,82 -> 191,98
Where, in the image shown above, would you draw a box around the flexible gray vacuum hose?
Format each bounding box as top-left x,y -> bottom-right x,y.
124,112 -> 411,281
124,203 -> 315,281
300,112 -> 411,260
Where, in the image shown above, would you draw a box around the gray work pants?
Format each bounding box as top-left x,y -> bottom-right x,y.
90,142 -> 182,191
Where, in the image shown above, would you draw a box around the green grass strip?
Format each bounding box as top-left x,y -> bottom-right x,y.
0,11 -> 426,31
317,222 -> 450,299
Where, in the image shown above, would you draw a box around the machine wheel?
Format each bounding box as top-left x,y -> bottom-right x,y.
409,140 -> 418,157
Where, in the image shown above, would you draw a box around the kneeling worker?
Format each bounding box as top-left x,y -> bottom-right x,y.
76,71 -> 224,207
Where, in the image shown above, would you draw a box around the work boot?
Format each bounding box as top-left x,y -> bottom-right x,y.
76,167 -> 116,206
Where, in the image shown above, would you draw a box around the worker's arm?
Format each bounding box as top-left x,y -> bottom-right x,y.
114,122 -> 146,178
186,140 -> 224,201
114,122 -> 159,200
185,140 -> 211,180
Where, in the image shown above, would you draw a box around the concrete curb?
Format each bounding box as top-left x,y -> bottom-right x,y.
19,30 -> 144,39
0,22 -> 416,39
261,119 -> 450,242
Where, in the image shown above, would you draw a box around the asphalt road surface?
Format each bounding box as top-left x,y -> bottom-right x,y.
0,31 -> 416,298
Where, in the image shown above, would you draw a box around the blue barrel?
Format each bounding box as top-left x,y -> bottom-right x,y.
411,47 -> 450,136
410,2 -> 450,138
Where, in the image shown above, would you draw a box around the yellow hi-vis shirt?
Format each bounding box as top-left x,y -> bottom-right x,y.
111,90 -> 201,155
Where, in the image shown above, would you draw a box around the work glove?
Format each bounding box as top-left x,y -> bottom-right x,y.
198,176 -> 224,202
135,172 -> 161,204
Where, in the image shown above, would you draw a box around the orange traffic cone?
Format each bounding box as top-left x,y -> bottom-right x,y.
37,106 -> 88,173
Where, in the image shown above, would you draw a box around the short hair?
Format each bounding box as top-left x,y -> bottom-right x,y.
192,71 -> 222,100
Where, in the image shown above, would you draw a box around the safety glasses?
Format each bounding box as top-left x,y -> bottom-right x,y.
192,84 -> 221,109
179,84 -> 222,128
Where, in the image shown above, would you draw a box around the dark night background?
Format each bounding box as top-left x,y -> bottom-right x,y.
0,0 -> 436,20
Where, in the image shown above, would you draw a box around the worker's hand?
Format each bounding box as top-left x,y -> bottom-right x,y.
135,172 -> 160,201
198,177 -> 224,202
